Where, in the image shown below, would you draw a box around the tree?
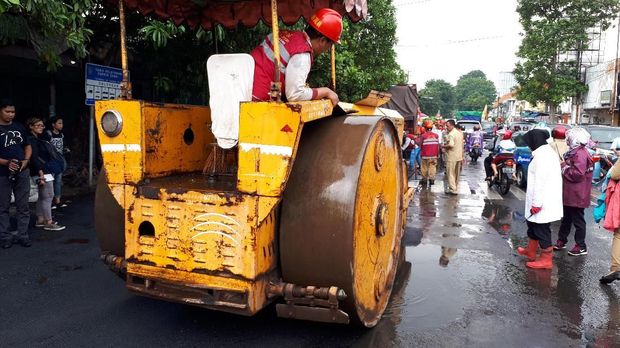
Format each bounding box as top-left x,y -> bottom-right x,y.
454,70 -> 497,111
418,79 -> 455,116
514,0 -> 620,114
0,0 -> 94,71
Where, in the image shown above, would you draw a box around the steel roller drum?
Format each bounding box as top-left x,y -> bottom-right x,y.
280,115 -> 404,327
94,169 -> 125,257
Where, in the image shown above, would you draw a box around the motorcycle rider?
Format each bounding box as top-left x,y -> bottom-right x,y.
466,124 -> 484,161
484,130 -> 516,181
420,119 -> 440,186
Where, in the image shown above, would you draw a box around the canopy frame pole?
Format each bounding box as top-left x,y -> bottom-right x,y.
269,0 -> 281,101
119,0 -> 132,99
330,45 -> 336,91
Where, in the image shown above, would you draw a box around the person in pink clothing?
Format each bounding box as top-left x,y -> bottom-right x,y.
553,128 -> 594,256
600,160 -> 620,284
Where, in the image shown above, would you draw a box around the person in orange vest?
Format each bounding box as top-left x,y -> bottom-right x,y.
250,8 -> 341,105
420,119 -> 440,186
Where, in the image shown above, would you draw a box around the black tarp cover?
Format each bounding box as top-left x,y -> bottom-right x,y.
383,84 -> 418,122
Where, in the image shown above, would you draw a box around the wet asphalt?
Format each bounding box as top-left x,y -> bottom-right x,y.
1,158 -> 620,347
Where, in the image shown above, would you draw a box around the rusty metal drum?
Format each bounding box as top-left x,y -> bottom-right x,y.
280,115 -> 404,327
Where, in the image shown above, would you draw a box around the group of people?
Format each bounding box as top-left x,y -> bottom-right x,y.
402,119 -> 465,195
511,126 -> 620,284
0,99 -> 69,249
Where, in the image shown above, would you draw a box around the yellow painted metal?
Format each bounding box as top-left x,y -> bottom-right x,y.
351,120 -> 403,325
237,100 -> 333,196
95,100 -> 212,184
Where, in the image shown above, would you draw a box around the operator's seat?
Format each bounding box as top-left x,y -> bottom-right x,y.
204,54 -> 254,176
207,53 -> 255,149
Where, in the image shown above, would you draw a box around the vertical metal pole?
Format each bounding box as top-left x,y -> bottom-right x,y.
119,0 -> 132,99
330,45 -> 337,91
88,106 -> 94,186
611,16 -> 620,125
269,0 -> 281,101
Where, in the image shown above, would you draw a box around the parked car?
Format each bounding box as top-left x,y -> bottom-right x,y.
481,121 -> 495,140
582,125 -> 620,185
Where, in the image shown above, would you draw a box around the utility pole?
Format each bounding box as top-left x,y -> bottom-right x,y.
611,16 -> 620,126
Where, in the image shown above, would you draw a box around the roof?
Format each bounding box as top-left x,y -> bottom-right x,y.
121,0 -> 367,30
382,84 -> 418,121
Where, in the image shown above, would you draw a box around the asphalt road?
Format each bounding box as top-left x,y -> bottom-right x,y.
1,159 -> 619,347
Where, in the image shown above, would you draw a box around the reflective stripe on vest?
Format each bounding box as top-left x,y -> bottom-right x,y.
262,34 -> 289,73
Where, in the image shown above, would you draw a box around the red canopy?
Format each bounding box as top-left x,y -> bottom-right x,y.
121,0 -> 367,30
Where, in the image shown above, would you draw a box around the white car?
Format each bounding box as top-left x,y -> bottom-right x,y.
457,120 -> 482,134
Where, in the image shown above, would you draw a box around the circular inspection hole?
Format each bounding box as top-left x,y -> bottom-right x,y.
183,128 -> 195,145
138,221 -> 155,237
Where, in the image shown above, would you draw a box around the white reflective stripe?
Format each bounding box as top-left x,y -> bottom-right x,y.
101,144 -> 141,152
266,34 -> 291,63
239,143 -> 292,156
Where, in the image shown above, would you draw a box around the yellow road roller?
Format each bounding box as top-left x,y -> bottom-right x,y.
95,0 -> 413,327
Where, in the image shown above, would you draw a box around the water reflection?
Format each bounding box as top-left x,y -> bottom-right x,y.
482,202 -> 514,236
439,247 -> 457,267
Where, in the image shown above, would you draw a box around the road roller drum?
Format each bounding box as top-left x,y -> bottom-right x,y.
280,115 -> 404,327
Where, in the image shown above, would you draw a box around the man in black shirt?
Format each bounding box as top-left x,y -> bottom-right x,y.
0,99 -> 32,248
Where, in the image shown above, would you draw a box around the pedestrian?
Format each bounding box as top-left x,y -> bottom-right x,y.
420,119 -> 439,186
401,131 -> 413,161
600,158 -> 620,284
516,129 -> 563,269
26,117 -> 66,231
250,8 -> 340,105
442,119 -> 464,195
550,125 -> 569,160
0,99 -> 32,248
553,128 -> 593,255
43,116 -> 68,209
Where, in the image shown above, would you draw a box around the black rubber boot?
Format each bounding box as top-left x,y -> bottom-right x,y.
600,271 -> 620,284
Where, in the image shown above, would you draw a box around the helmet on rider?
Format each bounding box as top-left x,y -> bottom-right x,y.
551,125 -> 567,139
308,8 -> 343,43
423,119 -> 434,130
474,125 -> 480,131
502,130 -> 513,140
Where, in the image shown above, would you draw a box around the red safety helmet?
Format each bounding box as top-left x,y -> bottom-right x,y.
502,130 -> 513,140
552,125 -> 567,139
423,119 -> 434,130
309,8 -> 343,43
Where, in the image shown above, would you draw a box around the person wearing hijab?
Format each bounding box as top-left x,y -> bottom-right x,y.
516,129 -> 563,269
553,128 -> 594,255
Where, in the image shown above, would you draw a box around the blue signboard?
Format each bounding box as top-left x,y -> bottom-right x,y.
85,63 -> 124,106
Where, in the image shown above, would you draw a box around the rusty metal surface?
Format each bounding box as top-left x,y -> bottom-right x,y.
279,115 -> 404,327
95,169 -> 125,257
138,173 -> 238,197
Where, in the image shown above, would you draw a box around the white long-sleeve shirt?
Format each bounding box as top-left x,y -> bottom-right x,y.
525,144 -> 563,223
285,53 -> 314,101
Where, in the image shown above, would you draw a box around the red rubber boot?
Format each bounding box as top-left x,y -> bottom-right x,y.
517,239 -> 539,261
526,247 -> 553,269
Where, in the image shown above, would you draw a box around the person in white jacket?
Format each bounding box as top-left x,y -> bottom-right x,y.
516,129 -> 563,269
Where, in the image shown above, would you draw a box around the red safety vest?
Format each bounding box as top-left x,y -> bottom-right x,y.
250,31 -> 314,101
421,131 -> 440,158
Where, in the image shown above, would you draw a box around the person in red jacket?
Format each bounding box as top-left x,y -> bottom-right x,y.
420,120 -> 440,186
250,8 -> 341,105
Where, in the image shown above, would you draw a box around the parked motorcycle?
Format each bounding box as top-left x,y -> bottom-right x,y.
469,144 -> 482,163
488,156 -> 514,195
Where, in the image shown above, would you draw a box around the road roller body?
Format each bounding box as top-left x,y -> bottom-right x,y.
95,0 -> 413,327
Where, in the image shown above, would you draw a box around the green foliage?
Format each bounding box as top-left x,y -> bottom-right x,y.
0,0 -> 94,71
454,70 -> 497,111
418,79 -> 455,116
514,0 -> 620,107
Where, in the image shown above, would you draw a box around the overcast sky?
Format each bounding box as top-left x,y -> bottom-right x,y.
394,0 -> 523,90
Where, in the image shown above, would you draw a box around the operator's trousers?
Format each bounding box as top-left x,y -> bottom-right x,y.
445,160 -> 462,194
421,157 -> 438,180
526,221 -> 552,249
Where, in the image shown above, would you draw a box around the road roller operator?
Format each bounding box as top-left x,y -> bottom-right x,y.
250,8 -> 341,106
